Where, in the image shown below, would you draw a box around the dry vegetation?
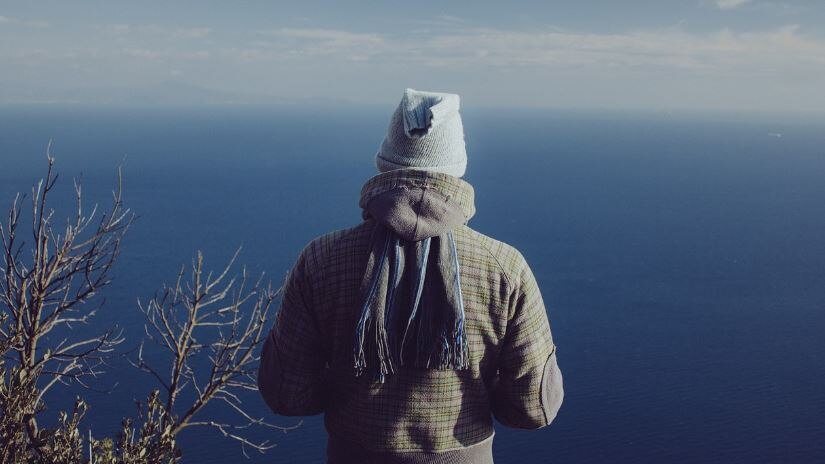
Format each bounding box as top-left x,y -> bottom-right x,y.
0,148 -> 287,463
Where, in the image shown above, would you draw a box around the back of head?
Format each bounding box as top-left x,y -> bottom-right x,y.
375,88 -> 467,178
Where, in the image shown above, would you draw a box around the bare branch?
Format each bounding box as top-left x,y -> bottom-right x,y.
0,150 -> 134,441
134,249 -> 282,456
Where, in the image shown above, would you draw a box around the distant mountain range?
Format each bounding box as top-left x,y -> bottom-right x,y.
0,81 -> 351,106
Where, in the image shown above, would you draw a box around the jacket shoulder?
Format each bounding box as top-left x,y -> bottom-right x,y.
457,227 -> 530,289
296,222 -> 374,271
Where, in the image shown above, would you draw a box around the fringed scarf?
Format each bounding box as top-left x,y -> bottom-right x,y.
353,170 -> 475,382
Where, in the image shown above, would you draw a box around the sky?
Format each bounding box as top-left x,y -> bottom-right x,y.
1,0 -> 824,112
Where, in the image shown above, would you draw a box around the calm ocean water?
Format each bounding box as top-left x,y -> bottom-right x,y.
1,105 -> 824,463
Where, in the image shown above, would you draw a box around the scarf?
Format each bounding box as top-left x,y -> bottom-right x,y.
353,170 -> 476,382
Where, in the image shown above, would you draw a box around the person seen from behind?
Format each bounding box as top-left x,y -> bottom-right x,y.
258,88 -> 564,463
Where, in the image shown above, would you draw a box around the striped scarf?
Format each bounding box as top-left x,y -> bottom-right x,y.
353,171 -> 475,382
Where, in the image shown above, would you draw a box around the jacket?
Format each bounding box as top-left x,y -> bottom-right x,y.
258,169 -> 563,463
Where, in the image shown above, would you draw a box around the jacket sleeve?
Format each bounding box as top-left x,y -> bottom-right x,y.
257,247 -> 327,416
491,259 -> 563,429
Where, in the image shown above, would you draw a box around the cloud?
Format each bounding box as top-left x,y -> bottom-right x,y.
3,20 -> 824,110
171,27 -> 211,39
102,23 -> 132,35
6,21 -> 823,75
234,25 -> 825,76
99,24 -> 211,39
0,15 -> 49,28
255,28 -> 383,53
408,14 -> 468,29
416,25 -> 820,70
121,48 -> 165,59
715,0 -> 751,10
250,28 -> 385,60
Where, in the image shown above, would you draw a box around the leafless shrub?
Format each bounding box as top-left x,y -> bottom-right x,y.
1,149 -> 290,462
132,249 -> 294,457
0,145 -> 133,460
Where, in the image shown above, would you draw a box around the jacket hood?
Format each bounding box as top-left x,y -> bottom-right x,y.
359,169 -> 476,242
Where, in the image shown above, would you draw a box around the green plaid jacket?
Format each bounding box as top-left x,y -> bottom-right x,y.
258,170 -> 562,456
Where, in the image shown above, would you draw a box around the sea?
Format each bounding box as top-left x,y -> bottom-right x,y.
0,104 -> 824,463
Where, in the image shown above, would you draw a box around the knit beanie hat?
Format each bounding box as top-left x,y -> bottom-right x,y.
375,88 -> 467,178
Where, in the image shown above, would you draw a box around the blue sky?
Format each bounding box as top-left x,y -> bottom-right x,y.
1,0 -> 824,111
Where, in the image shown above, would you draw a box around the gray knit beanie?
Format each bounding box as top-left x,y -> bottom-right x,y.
375,88 -> 467,178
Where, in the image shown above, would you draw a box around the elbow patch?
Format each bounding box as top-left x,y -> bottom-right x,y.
540,348 -> 563,425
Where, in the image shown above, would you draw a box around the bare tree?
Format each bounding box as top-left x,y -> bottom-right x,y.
0,145 -> 134,455
2,149 -> 293,462
132,248 -> 295,457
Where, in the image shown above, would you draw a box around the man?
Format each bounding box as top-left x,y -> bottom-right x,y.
258,88 -> 563,463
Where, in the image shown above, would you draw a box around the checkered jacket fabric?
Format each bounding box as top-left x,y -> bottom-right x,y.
258,170 -> 561,455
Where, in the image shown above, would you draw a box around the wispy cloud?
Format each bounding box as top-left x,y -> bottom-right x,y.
170,27 -> 211,39
255,28 -> 383,54
227,24 -> 825,76
421,25 -> 825,71
715,0 -> 751,11
6,21 -> 823,74
247,28 -> 385,61
3,18 -> 824,110
407,14 -> 469,29
99,24 -> 211,39
0,15 -> 49,28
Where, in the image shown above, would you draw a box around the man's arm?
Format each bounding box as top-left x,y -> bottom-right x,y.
258,247 -> 327,416
491,258 -> 563,429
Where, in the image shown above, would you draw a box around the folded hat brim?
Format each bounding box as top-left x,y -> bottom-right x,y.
376,152 -> 467,178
